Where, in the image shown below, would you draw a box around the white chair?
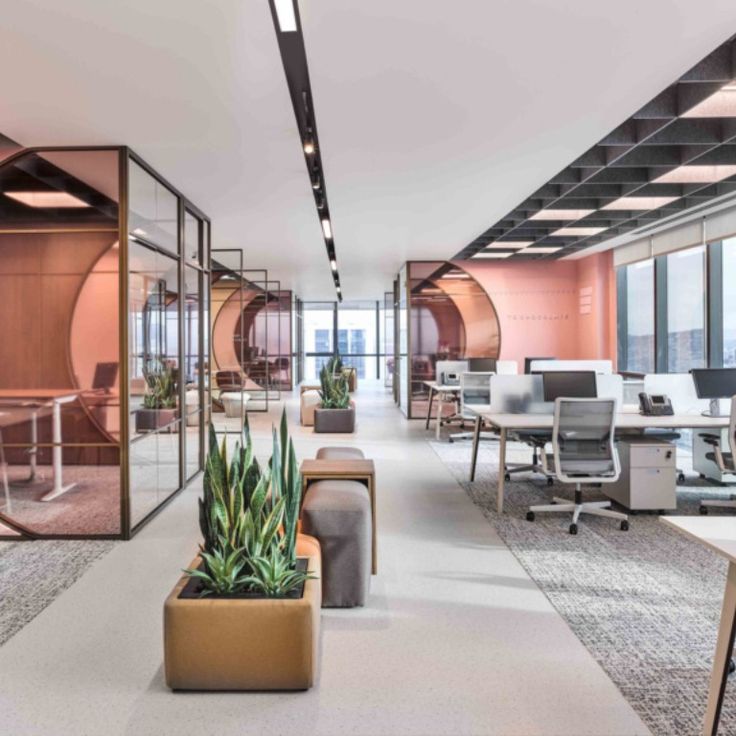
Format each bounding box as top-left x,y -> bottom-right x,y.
449,372 -> 496,443
526,398 -> 629,535
700,396 -> 736,514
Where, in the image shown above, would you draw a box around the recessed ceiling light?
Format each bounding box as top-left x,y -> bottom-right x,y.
330,259 -> 337,271
440,272 -> 471,279
528,209 -> 594,221
602,196 -> 678,210
274,0 -> 297,32
653,165 -> 736,184
681,81 -> 736,118
551,226 -> 606,237
321,219 -> 332,239
486,241 -> 532,249
5,191 -> 91,208
303,140 -> 315,155
526,246 -> 563,253
471,251 -> 514,259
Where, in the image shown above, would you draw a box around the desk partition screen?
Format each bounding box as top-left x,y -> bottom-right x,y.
0,147 -> 210,540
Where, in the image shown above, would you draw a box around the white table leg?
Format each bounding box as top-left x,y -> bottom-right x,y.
497,428 -> 507,514
435,392 -> 444,441
41,396 -> 77,502
704,561 -> 736,735
10,409 -> 40,485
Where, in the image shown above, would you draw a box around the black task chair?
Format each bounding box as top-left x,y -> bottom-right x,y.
526,398 -> 629,535
699,396 -> 736,514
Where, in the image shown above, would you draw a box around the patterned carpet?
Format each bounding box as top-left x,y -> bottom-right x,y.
431,438 -> 736,736
0,539 -> 117,646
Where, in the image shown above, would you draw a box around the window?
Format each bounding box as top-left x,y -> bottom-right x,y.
667,245 -> 707,373
623,260 -> 655,373
724,238 -> 736,367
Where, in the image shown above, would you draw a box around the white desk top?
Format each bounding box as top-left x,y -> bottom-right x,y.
424,381 -> 461,392
661,516 -> 736,565
472,409 -> 730,431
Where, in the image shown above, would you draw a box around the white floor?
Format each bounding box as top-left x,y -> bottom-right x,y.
0,382 -> 649,736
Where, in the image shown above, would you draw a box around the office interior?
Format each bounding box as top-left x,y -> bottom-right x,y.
5,3 -> 736,736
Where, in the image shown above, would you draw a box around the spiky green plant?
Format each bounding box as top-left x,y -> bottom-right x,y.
187,410 -> 312,598
142,358 -> 177,410
319,361 -> 350,409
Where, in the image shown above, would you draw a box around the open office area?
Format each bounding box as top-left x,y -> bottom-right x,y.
5,2 -> 736,735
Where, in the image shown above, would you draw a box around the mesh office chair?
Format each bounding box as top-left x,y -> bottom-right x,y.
699,396 -> 736,514
449,372 -> 496,443
526,398 -> 629,535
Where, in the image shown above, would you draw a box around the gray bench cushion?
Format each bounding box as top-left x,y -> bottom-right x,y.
315,447 -> 365,460
301,480 -> 371,607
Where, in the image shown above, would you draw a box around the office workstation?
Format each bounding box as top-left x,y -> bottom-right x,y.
7,6 -> 736,736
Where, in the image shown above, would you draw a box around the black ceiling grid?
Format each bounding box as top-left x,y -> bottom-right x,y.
458,34 -> 736,261
268,0 -> 342,301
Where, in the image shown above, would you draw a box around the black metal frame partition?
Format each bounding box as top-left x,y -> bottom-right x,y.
0,145 -> 211,541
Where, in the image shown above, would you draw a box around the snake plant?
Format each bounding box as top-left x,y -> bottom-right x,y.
319,355 -> 350,409
142,358 -> 177,410
188,409 -> 312,597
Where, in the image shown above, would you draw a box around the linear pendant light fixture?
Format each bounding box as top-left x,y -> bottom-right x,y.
268,0 -> 342,300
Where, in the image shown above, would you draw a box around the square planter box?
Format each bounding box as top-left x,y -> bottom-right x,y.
135,408 -> 178,433
314,406 -> 355,433
163,536 -> 322,691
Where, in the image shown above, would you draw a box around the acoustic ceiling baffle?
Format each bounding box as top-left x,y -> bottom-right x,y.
268,0 -> 342,301
458,33 -> 736,262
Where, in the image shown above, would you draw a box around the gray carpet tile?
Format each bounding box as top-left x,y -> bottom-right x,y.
0,539 -> 117,646
431,438 -> 736,736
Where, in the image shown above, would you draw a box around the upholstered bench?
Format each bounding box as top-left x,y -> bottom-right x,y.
315,446 -> 365,460
301,480 -> 371,607
220,391 -> 251,418
300,389 -> 321,426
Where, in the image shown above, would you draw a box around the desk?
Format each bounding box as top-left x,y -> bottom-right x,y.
423,381 -> 461,440
0,389 -> 79,501
469,408 -> 730,514
662,516 -> 736,735
300,458 -> 377,574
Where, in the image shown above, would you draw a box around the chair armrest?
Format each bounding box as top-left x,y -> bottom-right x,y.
701,433 -> 721,447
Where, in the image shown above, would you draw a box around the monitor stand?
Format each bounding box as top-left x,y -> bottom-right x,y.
702,398 -> 729,418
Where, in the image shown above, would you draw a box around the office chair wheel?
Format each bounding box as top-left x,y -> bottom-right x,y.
700,505 -> 709,515
620,520 -> 629,531
700,474 -> 706,479
546,477 -> 554,486
677,472 -> 686,484
569,523 -> 578,535
449,438 -> 454,443
526,511 -> 535,522
504,473 -> 511,482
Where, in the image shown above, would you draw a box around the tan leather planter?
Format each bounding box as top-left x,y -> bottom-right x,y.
164,534 -> 322,691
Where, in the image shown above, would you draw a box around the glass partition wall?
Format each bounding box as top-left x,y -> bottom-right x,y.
0,147 -> 210,540
395,262 -> 501,418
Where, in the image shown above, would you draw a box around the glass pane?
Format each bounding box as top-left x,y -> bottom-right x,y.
303,302 -> 335,381
128,159 -> 178,253
0,148 -> 121,536
724,238 -> 736,367
128,242 -> 180,429
129,432 -> 158,525
184,266 -> 200,414
625,260 -> 655,373
184,210 -> 202,264
185,411 -> 202,480
667,246 -> 706,373
337,300 -> 377,380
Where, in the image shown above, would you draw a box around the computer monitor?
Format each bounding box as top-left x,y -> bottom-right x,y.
690,368 -> 736,416
92,362 -> 118,391
468,358 -> 497,372
525,356 -> 556,374
542,371 -> 597,402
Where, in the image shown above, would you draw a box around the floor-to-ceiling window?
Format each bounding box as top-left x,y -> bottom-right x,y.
620,259 -> 655,373
724,238 -> 736,367
667,245 -> 707,373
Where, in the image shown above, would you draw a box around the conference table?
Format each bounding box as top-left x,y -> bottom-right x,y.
662,516 -> 736,735
0,389 -> 79,501
468,406 -> 731,514
423,380 -> 462,440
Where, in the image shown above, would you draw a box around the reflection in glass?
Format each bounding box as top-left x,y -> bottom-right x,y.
128,159 -> 178,253
624,260 -> 655,373
184,210 -> 202,264
667,246 -> 706,373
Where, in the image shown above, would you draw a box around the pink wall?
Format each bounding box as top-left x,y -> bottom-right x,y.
456,250 -> 616,369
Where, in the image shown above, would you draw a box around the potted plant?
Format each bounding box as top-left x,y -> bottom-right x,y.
163,410 -> 322,691
314,355 -> 356,433
135,358 -> 178,432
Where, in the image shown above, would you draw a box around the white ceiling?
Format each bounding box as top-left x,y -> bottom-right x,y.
2,1 -> 736,299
